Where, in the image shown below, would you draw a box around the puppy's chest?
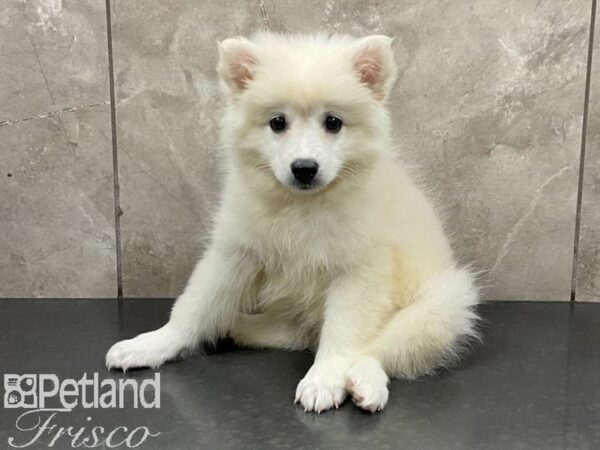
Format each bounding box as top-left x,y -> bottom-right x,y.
249,210 -> 364,269
256,263 -> 331,328
240,204 -> 369,316
250,224 -> 344,315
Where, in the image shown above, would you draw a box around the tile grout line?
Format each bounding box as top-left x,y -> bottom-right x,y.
571,0 -> 596,302
105,0 -> 123,299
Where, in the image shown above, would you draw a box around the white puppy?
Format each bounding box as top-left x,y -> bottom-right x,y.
106,33 -> 479,413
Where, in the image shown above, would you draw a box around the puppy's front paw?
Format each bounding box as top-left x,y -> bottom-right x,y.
105,325 -> 188,371
346,356 -> 389,413
295,366 -> 347,413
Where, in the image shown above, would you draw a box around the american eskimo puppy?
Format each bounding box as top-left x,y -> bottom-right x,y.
106,33 -> 479,413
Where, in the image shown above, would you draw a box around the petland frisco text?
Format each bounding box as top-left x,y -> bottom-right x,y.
4,373 -> 161,448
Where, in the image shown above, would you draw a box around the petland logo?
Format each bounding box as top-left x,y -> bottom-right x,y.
3,373 -> 161,448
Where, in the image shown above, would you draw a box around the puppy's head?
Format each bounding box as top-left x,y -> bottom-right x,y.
217,34 -> 397,195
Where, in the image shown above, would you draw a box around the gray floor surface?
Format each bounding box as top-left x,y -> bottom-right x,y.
0,300 -> 598,450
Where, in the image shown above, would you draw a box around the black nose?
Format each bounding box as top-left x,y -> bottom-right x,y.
291,159 -> 319,184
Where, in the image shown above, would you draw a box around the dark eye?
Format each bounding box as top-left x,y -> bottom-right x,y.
269,115 -> 287,133
324,115 -> 343,133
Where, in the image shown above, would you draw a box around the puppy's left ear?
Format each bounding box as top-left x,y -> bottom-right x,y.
217,37 -> 260,98
352,35 -> 397,101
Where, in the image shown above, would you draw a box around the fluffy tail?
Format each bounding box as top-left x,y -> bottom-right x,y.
373,266 -> 480,379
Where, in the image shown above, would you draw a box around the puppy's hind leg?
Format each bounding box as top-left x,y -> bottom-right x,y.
373,266 -> 480,380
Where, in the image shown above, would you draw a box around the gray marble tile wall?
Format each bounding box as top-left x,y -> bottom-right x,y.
0,0 -> 597,301
1,0 -> 116,297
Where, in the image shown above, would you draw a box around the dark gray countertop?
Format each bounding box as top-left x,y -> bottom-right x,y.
0,300 -> 598,450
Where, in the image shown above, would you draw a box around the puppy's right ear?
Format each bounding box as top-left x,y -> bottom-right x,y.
352,35 -> 397,101
217,37 -> 259,97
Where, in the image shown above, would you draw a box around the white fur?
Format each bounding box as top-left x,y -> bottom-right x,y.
106,33 -> 480,413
